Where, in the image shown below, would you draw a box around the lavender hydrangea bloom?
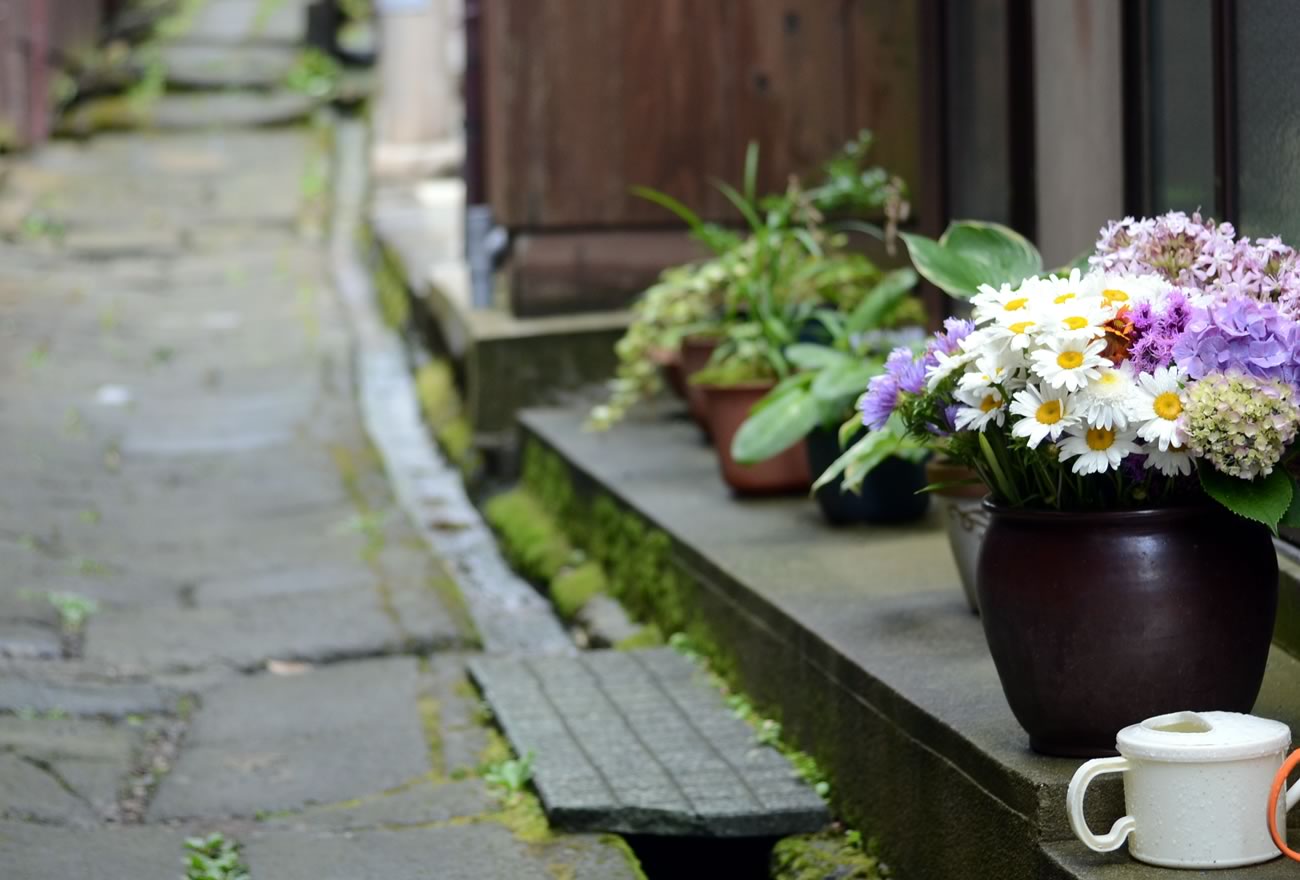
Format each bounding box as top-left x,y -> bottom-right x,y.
1171,298 -> 1300,387
1093,211 -> 1300,320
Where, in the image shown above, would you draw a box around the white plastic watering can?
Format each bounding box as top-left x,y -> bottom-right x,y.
1067,710 -> 1297,869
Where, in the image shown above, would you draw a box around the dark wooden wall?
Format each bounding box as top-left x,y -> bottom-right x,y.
483,0 -> 922,231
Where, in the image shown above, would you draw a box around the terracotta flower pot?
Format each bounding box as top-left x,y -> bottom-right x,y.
806,426 -> 929,525
977,502 -> 1278,757
925,457 -> 988,613
649,347 -> 687,400
701,383 -> 811,495
680,336 -> 719,430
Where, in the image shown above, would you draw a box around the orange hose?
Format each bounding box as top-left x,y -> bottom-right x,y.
1268,749 -> 1300,861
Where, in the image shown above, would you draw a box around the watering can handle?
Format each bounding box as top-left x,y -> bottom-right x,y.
1267,748 -> 1300,860
1067,757 -> 1136,852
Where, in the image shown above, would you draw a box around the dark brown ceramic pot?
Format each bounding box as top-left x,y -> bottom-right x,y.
680,336 -> 719,429
977,502 -> 1278,757
649,347 -> 687,400
701,383 -> 811,495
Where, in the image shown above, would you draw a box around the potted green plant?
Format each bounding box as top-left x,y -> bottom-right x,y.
842,211 -> 1297,757
729,263 -> 934,523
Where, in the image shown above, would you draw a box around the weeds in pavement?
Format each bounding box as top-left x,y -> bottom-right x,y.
47,592 -> 98,630
183,833 -> 249,880
484,750 -> 535,797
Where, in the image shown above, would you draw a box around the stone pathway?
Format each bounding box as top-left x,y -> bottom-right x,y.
0,6 -> 640,877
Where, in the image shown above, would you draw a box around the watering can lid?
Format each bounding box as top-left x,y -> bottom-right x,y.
1117,711 -> 1291,762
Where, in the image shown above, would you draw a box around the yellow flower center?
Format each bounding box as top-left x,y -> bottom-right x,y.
980,394 -> 1000,412
1054,293 -> 1076,304
1008,320 -> 1035,334
1036,400 -> 1062,424
1063,316 -> 1089,330
1056,350 -> 1085,369
1004,297 -> 1029,311
1154,391 -> 1182,420
1086,427 -> 1116,451
1103,288 -> 1129,304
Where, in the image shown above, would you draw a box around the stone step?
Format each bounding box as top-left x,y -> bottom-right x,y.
514,399 -> 1300,879
469,649 -> 829,837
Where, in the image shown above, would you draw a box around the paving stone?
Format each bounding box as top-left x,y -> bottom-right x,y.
0,822 -> 187,879
266,778 -> 495,830
0,663 -> 176,718
576,594 -> 641,647
0,717 -> 140,822
244,823 -> 644,880
149,657 -> 432,819
150,91 -> 320,130
84,587 -> 462,673
469,649 -> 829,837
0,621 -> 62,660
0,754 -> 100,826
193,562 -> 371,605
160,44 -> 297,89
180,0 -> 312,44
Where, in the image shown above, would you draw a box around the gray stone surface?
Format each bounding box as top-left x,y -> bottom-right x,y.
180,0 -> 312,45
0,822 -> 186,879
149,658 -> 432,819
151,91 -> 320,129
0,717 -> 140,823
576,594 -> 641,648
245,823 -> 643,880
266,778 -> 494,830
0,663 -> 176,717
470,649 -> 829,836
160,44 -> 297,89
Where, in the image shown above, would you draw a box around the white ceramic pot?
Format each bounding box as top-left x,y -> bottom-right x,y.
938,494 -> 986,613
1068,711 -> 1292,869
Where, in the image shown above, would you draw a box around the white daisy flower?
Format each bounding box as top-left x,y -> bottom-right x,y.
1134,366 -> 1187,451
1081,272 -> 1173,309
957,354 -> 1017,394
1010,384 -> 1079,447
1029,337 -> 1108,392
925,348 -> 978,391
1077,365 -> 1141,430
953,386 -> 1006,431
1037,299 -> 1109,343
980,318 -> 1040,352
1058,424 -> 1141,475
970,283 -> 1035,325
1144,446 -> 1193,477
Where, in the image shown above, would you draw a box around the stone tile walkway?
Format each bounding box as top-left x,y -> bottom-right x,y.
0,4 -> 640,876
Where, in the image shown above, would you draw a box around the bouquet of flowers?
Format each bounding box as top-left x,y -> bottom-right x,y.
855,211 -> 1300,532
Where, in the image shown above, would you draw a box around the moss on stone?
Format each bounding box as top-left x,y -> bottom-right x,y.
417,692 -> 445,782
614,624 -> 664,651
413,360 -> 481,477
550,561 -> 606,620
374,246 -> 411,330
483,488 -> 574,584
426,564 -> 479,647
771,832 -> 890,880
597,834 -> 649,880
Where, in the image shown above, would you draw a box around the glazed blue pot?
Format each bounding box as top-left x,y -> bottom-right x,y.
805,426 -> 929,525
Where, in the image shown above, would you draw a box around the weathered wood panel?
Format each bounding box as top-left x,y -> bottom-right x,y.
484,0 -> 922,230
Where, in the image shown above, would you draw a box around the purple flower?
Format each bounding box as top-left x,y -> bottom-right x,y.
884,347 -> 926,394
859,373 -> 900,430
1171,298 -> 1300,387
1129,290 -> 1192,373
933,318 -> 974,355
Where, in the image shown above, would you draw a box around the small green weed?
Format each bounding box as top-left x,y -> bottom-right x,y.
183,833 -> 249,880
484,750 -> 535,796
47,592 -> 98,629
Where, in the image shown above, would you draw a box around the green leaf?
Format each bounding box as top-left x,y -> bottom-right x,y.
1200,466 -> 1293,535
785,344 -> 853,371
845,267 -> 918,332
901,220 -> 1043,299
812,429 -> 897,492
731,387 -> 823,464
941,221 -> 1042,285
712,179 -> 764,236
630,186 -> 707,237
1282,476 -> 1300,529
811,359 -> 882,401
